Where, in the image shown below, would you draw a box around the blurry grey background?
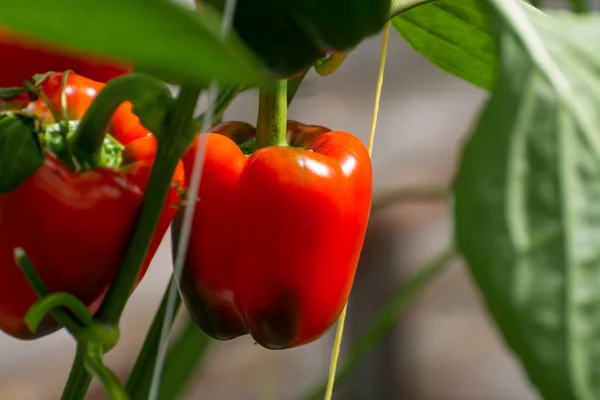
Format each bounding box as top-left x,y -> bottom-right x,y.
0,1 -> 593,399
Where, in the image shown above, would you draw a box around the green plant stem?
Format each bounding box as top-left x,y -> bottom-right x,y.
126,279 -> 182,398
389,0 -> 437,19
569,0 -> 590,13
61,350 -> 93,400
371,185 -> 449,211
300,246 -> 457,400
256,80 -> 288,148
96,152 -> 181,321
97,84 -> 201,325
194,73 -> 302,131
61,84 -> 202,400
72,74 -> 173,167
14,249 -> 86,337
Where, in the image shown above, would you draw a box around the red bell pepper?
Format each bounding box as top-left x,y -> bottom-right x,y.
0,26 -> 130,88
0,151 -> 141,338
179,122 -> 372,349
0,73 -> 183,339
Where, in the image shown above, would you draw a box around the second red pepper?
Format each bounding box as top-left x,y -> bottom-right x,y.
179,123 -> 372,349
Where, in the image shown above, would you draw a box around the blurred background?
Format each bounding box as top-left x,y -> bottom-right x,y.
0,0 -> 595,399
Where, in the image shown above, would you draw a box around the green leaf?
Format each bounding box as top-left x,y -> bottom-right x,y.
157,320 -> 211,400
0,113 -> 43,193
126,282 -> 182,400
454,2 -> 600,399
0,87 -> 29,99
392,0 -> 497,90
0,0 -> 266,86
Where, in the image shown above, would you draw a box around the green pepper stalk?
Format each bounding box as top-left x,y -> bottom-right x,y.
256,80 -> 288,148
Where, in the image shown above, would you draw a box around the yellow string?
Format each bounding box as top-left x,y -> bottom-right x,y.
260,350 -> 275,400
323,21 -> 391,400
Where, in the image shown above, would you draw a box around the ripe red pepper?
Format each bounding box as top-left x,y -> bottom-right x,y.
0,73 -> 183,339
179,123 -> 372,349
0,26 -> 130,88
0,151 -> 141,338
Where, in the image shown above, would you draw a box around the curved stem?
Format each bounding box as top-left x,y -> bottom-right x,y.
256,80 -> 288,148
13,248 -> 85,337
300,246 -> 457,400
25,292 -> 93,334
389,0 -> 437,19
83,342 -> 129,400
72,74 -> 173,167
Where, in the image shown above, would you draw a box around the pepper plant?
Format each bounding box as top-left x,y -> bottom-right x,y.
0,0 -> 598,399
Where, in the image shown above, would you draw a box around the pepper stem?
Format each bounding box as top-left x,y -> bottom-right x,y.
71,74 -> 173,168
256,80 -> 288,148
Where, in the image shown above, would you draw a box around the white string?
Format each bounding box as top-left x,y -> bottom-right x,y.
147,0 -> 238,398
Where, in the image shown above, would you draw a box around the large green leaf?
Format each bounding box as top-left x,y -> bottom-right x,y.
455,1 -> 600,399
547,11 -> 600,54
392,0 -> 497,90
0,0 -> 266,86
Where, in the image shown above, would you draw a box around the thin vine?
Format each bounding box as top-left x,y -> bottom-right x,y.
323,20 -> 391,400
